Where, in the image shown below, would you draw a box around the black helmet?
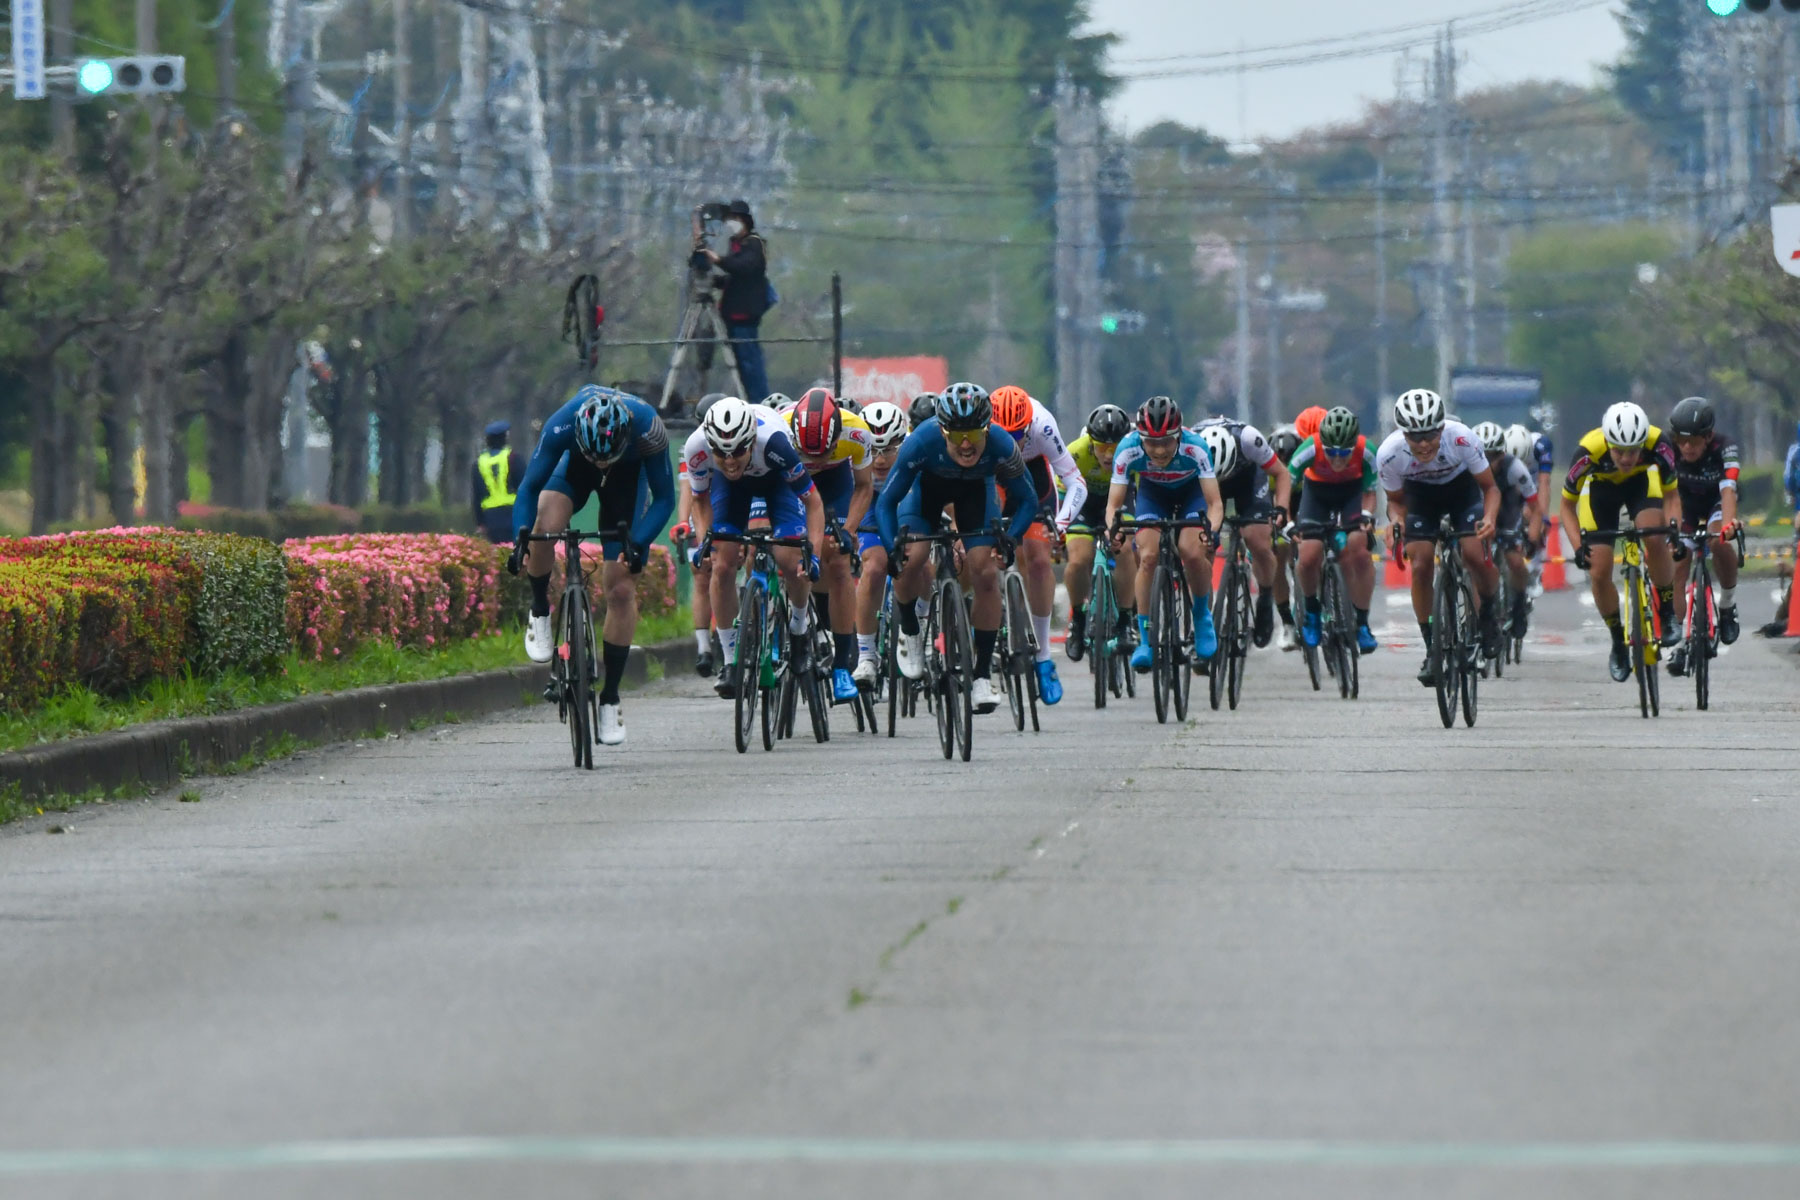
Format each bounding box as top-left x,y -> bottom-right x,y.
1135,395 -> 1183,437
937,382 -> 992,432
909,392 -> 940,427
1669,396 -> 1715,438
1269,423 -> 1300,463
1084,404 -> 1130,444
695,392 -> 729,422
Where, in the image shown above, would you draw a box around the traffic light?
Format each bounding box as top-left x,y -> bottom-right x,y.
1098,311 -> 1146,334
74,55 -> 185,96
1707,0 -> 1800,13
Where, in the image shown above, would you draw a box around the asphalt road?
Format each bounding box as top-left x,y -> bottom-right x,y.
5,588 -> 1800,1199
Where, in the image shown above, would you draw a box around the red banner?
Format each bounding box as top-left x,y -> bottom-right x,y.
841,357 -> 949,406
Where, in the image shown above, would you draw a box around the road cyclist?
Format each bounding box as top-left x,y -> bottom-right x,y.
1063,404 -> 1140,667
851,400 -> 910,692
509,384 -> 677,748
1665,395 -> 1742,678
1287,405 -> 1379,658
877,382 -> 1042,718
1192,415 -> 1292,649
1267,422 -> 1304,650
785,387 -> 877,704
1472,419 -> 1542,650
1377,389 -> 1504,687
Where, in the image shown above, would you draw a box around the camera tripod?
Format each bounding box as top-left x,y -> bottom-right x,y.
657,275 -> 745,419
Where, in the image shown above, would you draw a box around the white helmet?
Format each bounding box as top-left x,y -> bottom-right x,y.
1504,424 -> 1534,462
1394,388 -> 1445,433
1198,424 -> 1240,478
861,401 -> 908,450
1601,401 -> 1649,448
702,396 -> 758,456
1472,421 -> 1505,454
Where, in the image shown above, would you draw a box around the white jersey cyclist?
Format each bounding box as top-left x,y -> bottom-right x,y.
682,404 -> 783,494
1375,420 -> 1488,491
994,390 -> 1088,530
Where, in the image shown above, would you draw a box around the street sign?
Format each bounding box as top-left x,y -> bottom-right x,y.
11,0 -> 46,99
1773,204 -> 1800,278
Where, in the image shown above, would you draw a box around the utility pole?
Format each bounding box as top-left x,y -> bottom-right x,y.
1373,148 -> 1388,410
137,0 -> 156,54
1429,26 -> 1457,398
1234,243 -> 1251,424
1264,220 -> 1281,428
1052,71 -> 1103,432
279,0 -> 313,176
216,0 -> 236,109
393,0 -> 412,241
50,0 -> 73,153
1460,119 -> 1477,364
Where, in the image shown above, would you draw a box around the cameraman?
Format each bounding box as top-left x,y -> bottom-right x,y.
699,199 -> 771,403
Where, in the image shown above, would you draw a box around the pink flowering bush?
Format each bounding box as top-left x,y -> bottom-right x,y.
284,533 -> 508,660
544,543 -> 679,625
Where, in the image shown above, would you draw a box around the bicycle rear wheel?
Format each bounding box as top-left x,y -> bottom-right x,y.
1150,566 -> 1173,724
734,580 -> 764,754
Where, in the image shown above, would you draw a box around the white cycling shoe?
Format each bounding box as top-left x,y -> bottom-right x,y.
524,613 -> 554,663
1277,622 -> 1299,652
970,677 -> 1000,713
896,632 -> 925,680
597,703 -> 626,746
851,656 -> 879,688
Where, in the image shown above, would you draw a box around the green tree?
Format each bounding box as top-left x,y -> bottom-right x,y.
1609,0 -> 1701,166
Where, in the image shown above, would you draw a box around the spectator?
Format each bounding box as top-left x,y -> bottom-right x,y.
702,198 -> 771,403
1763,420 -> 1800,636
472,420 -> 523,544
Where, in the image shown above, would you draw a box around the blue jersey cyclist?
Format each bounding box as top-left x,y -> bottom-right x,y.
1103,395 -> 1224,670
877,381 -> 1041,716
511,385 -> 676,747
692,397 -> 826,700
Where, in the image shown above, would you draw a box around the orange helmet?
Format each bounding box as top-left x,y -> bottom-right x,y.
990,386 -> 1033,435
1295,405 -> 1328,442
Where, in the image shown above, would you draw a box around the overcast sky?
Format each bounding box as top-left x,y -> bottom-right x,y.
1085,0 -> 1627,143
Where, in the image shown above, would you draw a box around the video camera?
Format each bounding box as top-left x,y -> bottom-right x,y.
689,201 -> 731,280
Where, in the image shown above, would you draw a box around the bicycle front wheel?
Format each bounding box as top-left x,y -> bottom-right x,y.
1173,577 -> 1193,722
733,582 -> 764,753
1228,566 -> 1250,710
1090,595 -> 1112,710
563,591 -> 594,769
940,577 -> 976,761
1208,580 -> 1228,712
1335,565 -> 1360,701
1627,570 -> 1651,719
1432,569 -> 1457,729
1457,581 -> 1479,728
1150,566 -> 1173,724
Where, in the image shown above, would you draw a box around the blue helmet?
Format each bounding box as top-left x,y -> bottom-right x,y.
937,382 -> 991,432
573,387 -> 632,463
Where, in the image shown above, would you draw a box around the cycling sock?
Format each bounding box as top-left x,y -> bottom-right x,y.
1355,606 -> 1369,627
1418,618 -> 1432,642
898,601 -> 920,638
1657,584 -> 1676,608
857,633 -> 876,659
1256,591 -> 1273,612
1720,586 -> 1736,609
789,602 -> 811,635
528,572 -> 551,618
1191,593 -> 1211,626
973,628 -> 998,679
833,632 -> 857,671
1136,613 -> 1150,640
1120,605 -> 1137,625
1276,601 -> 1295,624
718,627 -> 739,662
1602,610 -> 1623,636
598,641 -> 631,705
693,629 -> 711,655
1480,590 -> 1500,624
1303,595 -> 1322,615
1032,615 -> 1052,662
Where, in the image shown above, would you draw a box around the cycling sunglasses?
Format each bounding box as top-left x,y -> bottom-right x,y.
943,428 -> 987,449
1402,429 -> 1441,444
1322,444 -> 1355,457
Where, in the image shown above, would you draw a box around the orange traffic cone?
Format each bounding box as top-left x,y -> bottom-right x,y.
1540,525 -> 1568,591
1382,544 -> 1408,589
1784,556 -> 1800,638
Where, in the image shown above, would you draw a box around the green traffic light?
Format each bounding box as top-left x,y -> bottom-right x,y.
77,59 -> 114,94
1101,316 -> 1120,334
1706,0 -> 1740,12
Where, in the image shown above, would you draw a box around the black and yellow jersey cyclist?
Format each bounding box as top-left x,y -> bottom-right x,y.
1556,401 -> 1682,683
1061,404 -> 1140,661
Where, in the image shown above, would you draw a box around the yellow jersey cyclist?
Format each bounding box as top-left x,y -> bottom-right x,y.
1288,405 -> 1379,655
1063,404 -> 1140,661
1559,401 -> 1682,683
990,385 -> 1088,706
851,400 -> 911,688
786,387 -> 877,702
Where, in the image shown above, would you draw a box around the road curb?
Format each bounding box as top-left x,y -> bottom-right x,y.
0,637 -> 698,803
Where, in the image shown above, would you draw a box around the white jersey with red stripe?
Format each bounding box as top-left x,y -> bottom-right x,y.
681,405 -> 786,494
